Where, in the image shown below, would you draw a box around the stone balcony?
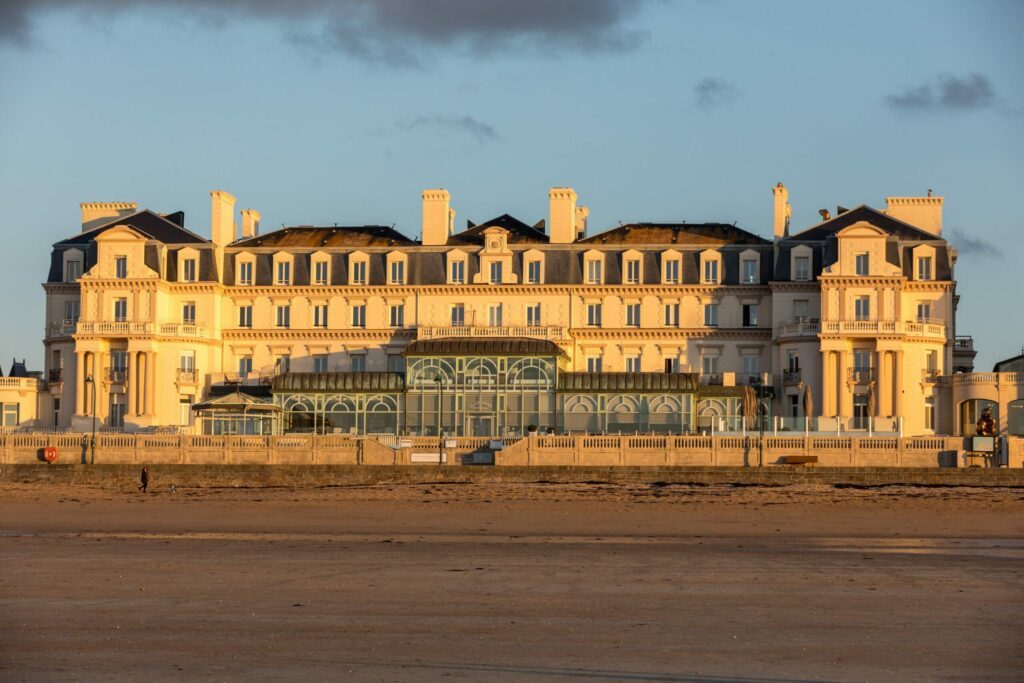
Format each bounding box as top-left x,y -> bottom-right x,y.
777,319 -> 820,338
417,325 -> 566,341
73,321 -> 208,338
821,320 -> 946,339
45,320 -> 78,338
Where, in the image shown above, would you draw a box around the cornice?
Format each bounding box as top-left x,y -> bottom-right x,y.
221,283 -> 772,297
222,329 -> 418,342
568,327 -> 772,341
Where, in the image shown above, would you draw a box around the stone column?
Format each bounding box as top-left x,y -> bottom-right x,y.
838,350 -> 852,417
75,351 -> 87,416
894,351 -> 904,418
127,352 -> 138,418
146,351 -> 158,418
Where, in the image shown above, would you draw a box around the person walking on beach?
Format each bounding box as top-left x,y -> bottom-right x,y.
139,466 -> 149,493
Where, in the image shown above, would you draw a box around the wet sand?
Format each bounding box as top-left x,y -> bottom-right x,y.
1,482 -> 1022,681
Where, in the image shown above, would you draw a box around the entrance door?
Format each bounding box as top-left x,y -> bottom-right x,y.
468,415 -> 494,437
109,397 -> 126,429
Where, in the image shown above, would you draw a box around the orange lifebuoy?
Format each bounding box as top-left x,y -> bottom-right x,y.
43,447 -> 58,463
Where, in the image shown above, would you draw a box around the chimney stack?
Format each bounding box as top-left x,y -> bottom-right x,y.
549,187 -> 580,244
772,183 -> 791,240
885,195 -> 943,236
240,209 -> 261,240
210,190 -> 236,247
80,202 -> 137,232
421,189 -> 453,246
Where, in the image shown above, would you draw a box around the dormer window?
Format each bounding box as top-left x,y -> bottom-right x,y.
450,260 -> 465,284
276,261 -> 291,286
389,261 -> 405,285
313,260 -> 329,286
855,252 -> 869,276
351,261 -> 366,285
526,260 -> 541,284
489,261 -> 503,285
115,256 -> 128,279
585,255 -> 603,285
917,256 -> 932,281
664,259 -> 680,284
65,260 -> 82,282
625,259 -> 641,284
794,256 -> 810,281
182,258 -> 197,282
703,260 -> 718,284
741,257 -> 759,284
237,261 -> 253,286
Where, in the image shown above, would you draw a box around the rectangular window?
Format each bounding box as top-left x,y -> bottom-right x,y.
855,252 -> 869,276
787,351 -> 800,372
115,256 -> 127,279
702,355 -> 720,376
276,261 -> 291,285
526,260 -> 542,284
275,355 -> 290,374
742,303 -> 758,327
742,354 -> 760,379
664,260 -> 679,284
182,258 -> 197,282
113,298 -> 128,322
742,259 -> 758,284
793,299 -> 810,320
313,354 -> 329,373
488,304 -> 503,328
65,260 -> 82,282
625,259 -> 641,284
314,261 -> 329,286
924,396 -> 935,430
926,349 -> 938,371
794,256 -> 810,281
390,261 -> 405,285
703,302 -> 718,327
586,356 -> 603,373
182,302 -> 196,325
64,300 -> 80,323
238,261 -> 253,286
587,303 -> 602,327
351,261 -> 367,285
1,404 -> 19,428
110,350 -> 127,372
853,349 -> 872,370
703,260 -> 719,284
179,351 -> 195,372
526,303 -> 541,327
351,304 -> 366,328
664,303 -> 680,327
313,303 -> 328,328
917,302 -> 932,323
664,358 -> 679,373
389,303 -> 404,327
917,256 -> 932,281
450,260 -> 465,284
350,355 -> 365,372
388,354 -> 405,373
238,355 -> 253,378
450,304 -> 465,327
275,304 -> 291,328
626,355 -> 641,373
238,304 -> 252,328
625,302 -> 641,327
587,259 -> 603,285
854,296 -> 870,321
489,261 -> 503,284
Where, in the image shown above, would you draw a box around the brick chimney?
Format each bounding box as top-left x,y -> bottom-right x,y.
80,202 -> 137,232
885,194 -> 943,236
772,183 -> 791,240
240,209 -> 261,240
549,187 -> 580,244
210,190 -> 237,246
422,189 -> 454,246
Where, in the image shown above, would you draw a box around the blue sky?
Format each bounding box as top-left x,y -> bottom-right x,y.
1,0 -> 1022,370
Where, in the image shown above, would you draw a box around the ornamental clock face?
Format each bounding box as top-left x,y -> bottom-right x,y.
490,239 -> 499,250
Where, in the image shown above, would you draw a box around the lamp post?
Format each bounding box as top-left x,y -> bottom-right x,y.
433,373 -> 443,465
84,374 -> 97,464
752,377 -> 765,467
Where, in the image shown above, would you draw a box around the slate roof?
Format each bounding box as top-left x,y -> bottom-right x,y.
558,372 -> 699,393
403,337 -> 565,358
56,210 -> 208,246
232,226 -> 415,249
787,205 -> 939,241
579,223 -> 770,246
192,390 -> 279,412
446,214 -> 549,245
271,372 -> 406,393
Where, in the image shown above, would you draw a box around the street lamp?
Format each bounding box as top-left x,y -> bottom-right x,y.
751,377 -> 765,467
433,373 -> 444,465
84,374 -> 97,464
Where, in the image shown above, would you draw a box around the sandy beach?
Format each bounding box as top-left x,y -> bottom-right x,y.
1,481 -> 1022,681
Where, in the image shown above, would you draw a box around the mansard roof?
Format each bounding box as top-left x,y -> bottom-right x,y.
787,205 -> 939,242
446,214 -> 549,246
56,209 -> 208,246
579,222 -> 769,246
233,225 -> 415,249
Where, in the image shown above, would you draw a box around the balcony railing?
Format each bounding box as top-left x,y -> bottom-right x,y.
778,319 -> 820,337
159,323 -> 208,338
954,336 -> 976,353
848,368 -> 874,383
820,320 -> 946,339
783,369 -> 802,385
46,320 -> 78,337
107,368 -> 129,384
417,325 -> 565,340
48,368 -> 64,383
921,368 -> 940,383
701,373 -> 723,386
76,321 -> 153,335
176,369 -> 198,383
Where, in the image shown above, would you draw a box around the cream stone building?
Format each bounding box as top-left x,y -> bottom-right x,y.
25,184 -> 1016,437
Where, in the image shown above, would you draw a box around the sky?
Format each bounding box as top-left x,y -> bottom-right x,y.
1,0 -> 1022,371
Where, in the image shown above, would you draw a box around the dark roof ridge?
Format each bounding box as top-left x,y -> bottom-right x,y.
786,204 -> 940,242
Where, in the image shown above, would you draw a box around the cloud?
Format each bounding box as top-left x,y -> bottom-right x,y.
885,73 -> 995,112
948,228 -> 1001,259
396,114 -> 499,143
0,0 -> 653,65
693,77 -> 737,110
